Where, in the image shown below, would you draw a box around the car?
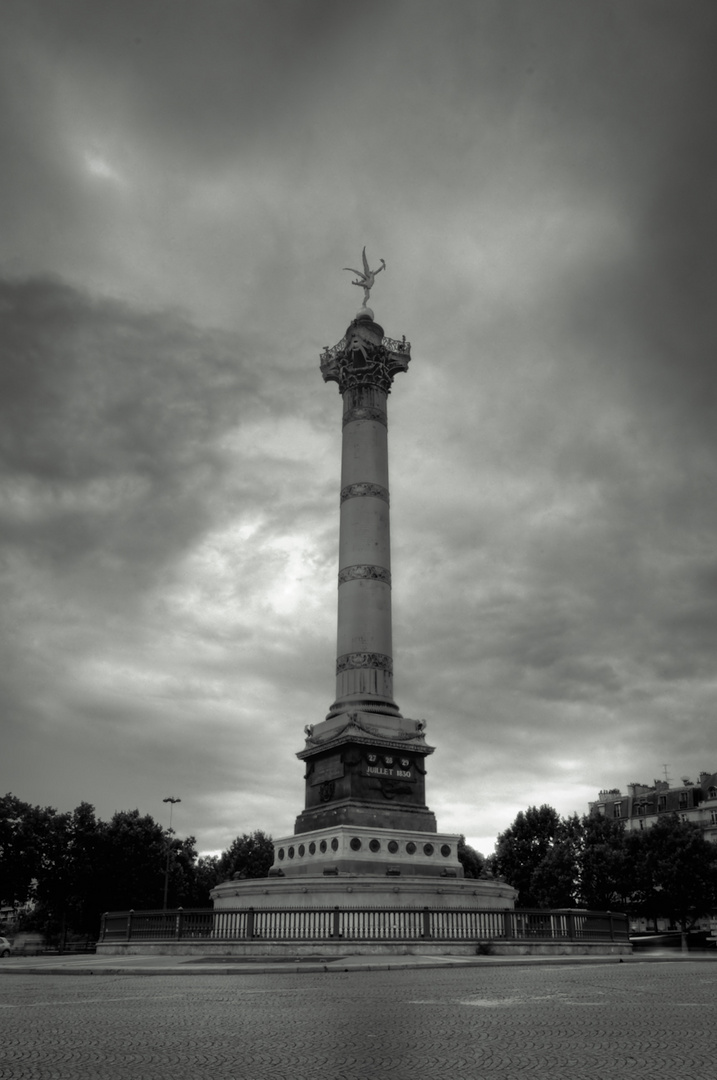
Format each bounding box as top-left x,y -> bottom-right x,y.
0,937 -> 12,957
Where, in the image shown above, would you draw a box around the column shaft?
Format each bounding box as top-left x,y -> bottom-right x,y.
328,385 -> 399,717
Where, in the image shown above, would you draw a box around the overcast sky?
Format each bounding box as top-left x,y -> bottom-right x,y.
2,0 -> 716,858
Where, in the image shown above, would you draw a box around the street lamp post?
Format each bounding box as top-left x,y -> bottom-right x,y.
162,797 -> 181,911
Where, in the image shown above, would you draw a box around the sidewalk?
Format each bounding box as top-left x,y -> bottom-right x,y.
2,949 -> 716,977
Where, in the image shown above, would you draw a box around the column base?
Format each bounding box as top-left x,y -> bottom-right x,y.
295,798 -> 437,835
269,824 -> 457,878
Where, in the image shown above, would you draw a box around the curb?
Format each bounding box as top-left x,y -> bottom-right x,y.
2,952 -> 715,977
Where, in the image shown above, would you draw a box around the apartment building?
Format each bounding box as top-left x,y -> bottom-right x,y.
589,770 -> 717,843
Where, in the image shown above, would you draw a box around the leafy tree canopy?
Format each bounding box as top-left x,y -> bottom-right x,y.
491,804 -> 563,907
0,792 -> 274,941
489,802 -> 717,926
624,813 -> 717,931
457,836 -> 485,879
217,831 -> 274,881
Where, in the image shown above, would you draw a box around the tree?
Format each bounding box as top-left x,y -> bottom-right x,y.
0,794 -> 60,912
491,805 -> 564,907
625,814 -> 717,931
18,804 -> 195,938
3,793 -> 260,936
94,809 -> 168,914
490,807 -> 630,910
491,801 -> 717,924
173,836 -> 200,904
185,855 -> 221,907
457,836 -> 485,879
529,814 -> 583,909
578,811 -> 629,911
30,802 -> 104,941
217,831 -> 274,881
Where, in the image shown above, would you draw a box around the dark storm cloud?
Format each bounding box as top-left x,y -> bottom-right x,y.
560,45 -> 717,455
0,274 -> 266,582
0,0 -> 380,177
404,2 -> 717,721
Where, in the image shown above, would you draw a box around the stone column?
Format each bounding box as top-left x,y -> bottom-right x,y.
293,306 -> 435,837
327,321 -> 400,719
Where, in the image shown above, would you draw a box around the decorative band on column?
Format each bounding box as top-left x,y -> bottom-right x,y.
338,564 -> 391,586
336,652 -> 393,675
342,405 -> 387,428
340,482 -> 389,505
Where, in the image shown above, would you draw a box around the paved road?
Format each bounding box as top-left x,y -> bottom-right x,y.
1,961 -> 714,1078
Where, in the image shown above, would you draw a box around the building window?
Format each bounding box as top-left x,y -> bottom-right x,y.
636,803 -> 646,816
679,792 -> 688,809
613,803 -> 622,818
708,787 -> 717,800
710,810 -> 717,825
658,795 -> 666,811
639,819 -> 645,830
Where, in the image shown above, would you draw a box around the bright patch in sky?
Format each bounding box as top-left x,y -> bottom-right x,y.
84,150 -> 122,183
264,533 -> 319,616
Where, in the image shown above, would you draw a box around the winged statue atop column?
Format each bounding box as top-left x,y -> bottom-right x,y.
344,247 -> 386,307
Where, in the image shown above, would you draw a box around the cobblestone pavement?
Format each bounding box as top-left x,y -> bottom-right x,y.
1,961 -> 714,1079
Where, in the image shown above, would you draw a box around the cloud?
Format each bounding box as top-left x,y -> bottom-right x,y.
1,2 -> 715,858
0,271 -> 344,842
0,276 -> 263,574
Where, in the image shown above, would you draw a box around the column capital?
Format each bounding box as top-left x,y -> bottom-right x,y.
320,313 -> 411,395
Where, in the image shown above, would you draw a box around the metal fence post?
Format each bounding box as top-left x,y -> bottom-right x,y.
126,910 -> 134,942
176,908 -> 184,940
567,912 -> 576,941
422,907 -> 431,939
332,906 -> 341,939
502,910 -> 513,939
246,908 -> 255,940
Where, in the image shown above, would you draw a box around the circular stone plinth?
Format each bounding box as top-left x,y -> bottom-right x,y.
211,873 -> 515,911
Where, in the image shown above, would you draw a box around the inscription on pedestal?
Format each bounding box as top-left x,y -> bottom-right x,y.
363,764 -> 415,782
366,765 -> 413,780
310,755 -> 345,787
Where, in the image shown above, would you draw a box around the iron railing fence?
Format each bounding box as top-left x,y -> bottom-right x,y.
99,907 -> 629,944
